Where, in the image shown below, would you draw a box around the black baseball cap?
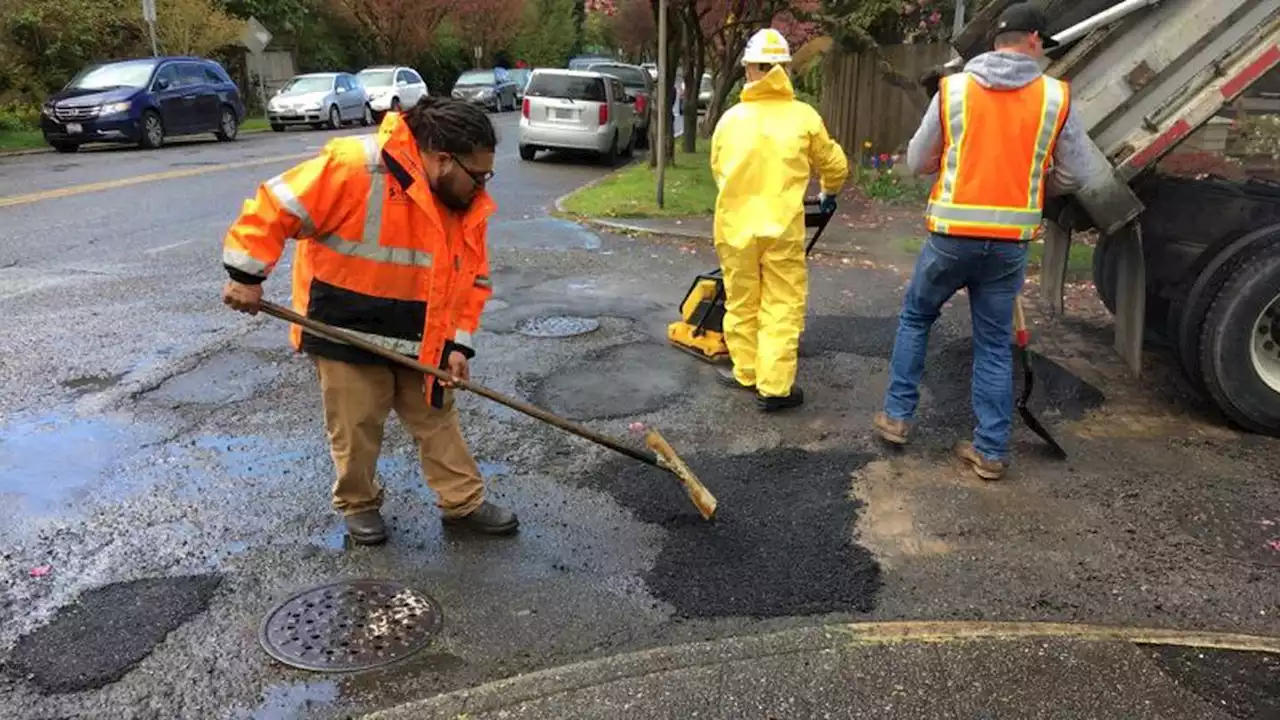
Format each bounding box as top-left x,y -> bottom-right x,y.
995,3 -> 1060,49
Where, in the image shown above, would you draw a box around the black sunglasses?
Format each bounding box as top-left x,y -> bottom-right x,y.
448,153 -> 495,185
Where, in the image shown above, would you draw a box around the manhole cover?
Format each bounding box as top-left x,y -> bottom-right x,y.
259,579 -> 443,672
515,315 -> 600,338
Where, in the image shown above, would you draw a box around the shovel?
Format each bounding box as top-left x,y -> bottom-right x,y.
1013,297 -> 1068,459
257,301 -> 718,520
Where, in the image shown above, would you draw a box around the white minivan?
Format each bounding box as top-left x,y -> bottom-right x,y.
518,69 -> 636,165
357,66 -> 429,116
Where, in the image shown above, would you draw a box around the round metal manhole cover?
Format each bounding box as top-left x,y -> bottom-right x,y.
515,315 -> 600,338
259,580 -> 443,672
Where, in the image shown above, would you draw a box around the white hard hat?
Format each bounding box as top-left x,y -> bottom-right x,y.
741,28 -> 791,65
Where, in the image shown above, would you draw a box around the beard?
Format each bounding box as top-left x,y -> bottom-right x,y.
430,178 -> 474,212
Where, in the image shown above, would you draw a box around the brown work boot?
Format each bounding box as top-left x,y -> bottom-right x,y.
443,500 -> 520,535
955,441 -> 1006,481
344,509 -> 388,545
872,412 -> 910,445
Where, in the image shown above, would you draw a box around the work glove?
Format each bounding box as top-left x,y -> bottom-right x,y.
819,193 -> 838,215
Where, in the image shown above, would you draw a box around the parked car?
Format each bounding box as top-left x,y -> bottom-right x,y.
451,68 -> 519,112
697,73 -> 712,112
509,68 -> 532,101
268,72 -> 372,131
568,55 -> 614,71
39,56 -> 246,153
585,62 -> 652,148
518,69 -> 636,165
641,62 -> 658,80
357,66 -> 428,116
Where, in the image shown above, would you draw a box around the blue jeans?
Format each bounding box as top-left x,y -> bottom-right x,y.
882,234 -> 1028,461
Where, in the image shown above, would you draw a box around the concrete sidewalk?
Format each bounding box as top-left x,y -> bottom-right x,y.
365,622 -> 1280,719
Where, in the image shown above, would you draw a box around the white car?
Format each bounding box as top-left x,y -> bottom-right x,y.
357,66 -> 429,115
519,69 -> 637,164
268,72 -> 372,131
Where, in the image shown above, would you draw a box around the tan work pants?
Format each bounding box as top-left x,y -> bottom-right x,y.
316,357 -> 485,518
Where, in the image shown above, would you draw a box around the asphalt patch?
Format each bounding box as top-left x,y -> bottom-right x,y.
5,574 -> 222,693
1148,646 -> 1280,719
918,336 -> 1106,430
590,448 -> 881,618
532,343 -> 695,421
799,315 -> 902,359
1176,491 -> 1280,567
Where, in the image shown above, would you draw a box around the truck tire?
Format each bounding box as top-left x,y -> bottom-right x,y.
1170,226 -> 1280,394
1198,250 -> 1280,436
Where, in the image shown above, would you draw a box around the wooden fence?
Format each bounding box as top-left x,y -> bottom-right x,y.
820,43 -> 954,159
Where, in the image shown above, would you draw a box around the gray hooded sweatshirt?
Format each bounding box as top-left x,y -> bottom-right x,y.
906,51 -> 1096,198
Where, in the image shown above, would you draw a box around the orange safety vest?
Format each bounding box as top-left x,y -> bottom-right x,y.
221,113 -> 494,403
925,72 -> 1070,241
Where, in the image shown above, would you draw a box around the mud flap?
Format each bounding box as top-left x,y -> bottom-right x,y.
1040,217 -> 1072,318
1113,222 -> 1146,377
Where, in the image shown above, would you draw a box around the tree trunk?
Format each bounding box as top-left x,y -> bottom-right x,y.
680,5 -> 701,153
700,62 -> 742,138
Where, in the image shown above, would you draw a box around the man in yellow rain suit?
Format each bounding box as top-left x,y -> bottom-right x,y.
710,28 -> 850,411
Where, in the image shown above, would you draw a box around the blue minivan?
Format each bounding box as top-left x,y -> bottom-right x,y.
40,56 -> 247,153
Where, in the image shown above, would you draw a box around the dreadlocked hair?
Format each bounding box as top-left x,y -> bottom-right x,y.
403,96 -> 498,155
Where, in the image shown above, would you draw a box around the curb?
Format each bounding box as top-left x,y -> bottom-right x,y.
361,620 -> 1280,718
0,126 -> 272,158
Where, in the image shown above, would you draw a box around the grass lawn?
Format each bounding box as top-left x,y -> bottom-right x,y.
240,116 -> 269,132
0,129 -> 45,152
900,236 -> 1095,279
559,141 -> 716,218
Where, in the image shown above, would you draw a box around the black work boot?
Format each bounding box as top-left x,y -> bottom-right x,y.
443,500 -> 520,535
716,365 -> 755,391
757,386 -> 804,412
344,509 -> 388,546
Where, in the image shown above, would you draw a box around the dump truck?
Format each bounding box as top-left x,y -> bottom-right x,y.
948,0 -> 1280,436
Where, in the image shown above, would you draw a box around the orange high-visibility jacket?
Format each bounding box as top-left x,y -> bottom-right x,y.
222,113 -> 493,404
925,72 -> 1070,241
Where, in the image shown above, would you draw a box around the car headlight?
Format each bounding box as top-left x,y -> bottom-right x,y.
100,101 -> 131,115
479,88 -> 494,96
303,101 -> 322,110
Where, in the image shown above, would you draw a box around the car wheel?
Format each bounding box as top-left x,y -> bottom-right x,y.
1199,246 -> 1280,436
361,104 -> 374,127
271,123 -> 285,132
139,110 -> 164,149
51,142 -> 78,154
327,105 -> 341,130
621,129 -> 635,159
519,144 -> 536,161
215,105 -> 238,141
391,98 -> 402,112
600,132 -> 619,166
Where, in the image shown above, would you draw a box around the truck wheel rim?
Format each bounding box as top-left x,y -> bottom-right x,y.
1251,293 -> 1280,393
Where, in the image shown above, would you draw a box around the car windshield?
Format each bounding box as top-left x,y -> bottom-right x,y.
358,70 -> 394,87
456,70 -> 495,86
525,74 -> 606,102
281,76 -> 334,94
590,65 -> 647,89
67,60 -> 157,90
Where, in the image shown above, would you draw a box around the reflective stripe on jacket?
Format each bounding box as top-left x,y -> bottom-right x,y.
221,112 -> 495,399
925,72 -> 1070,241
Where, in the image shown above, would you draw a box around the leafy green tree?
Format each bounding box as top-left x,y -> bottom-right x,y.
514,0 -> 577,68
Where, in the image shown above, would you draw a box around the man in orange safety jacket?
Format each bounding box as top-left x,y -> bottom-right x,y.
220,97 -> 518,545
873,3 -> 1096,480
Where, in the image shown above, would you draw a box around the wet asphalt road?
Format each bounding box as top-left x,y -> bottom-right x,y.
1,115 -> 1279,718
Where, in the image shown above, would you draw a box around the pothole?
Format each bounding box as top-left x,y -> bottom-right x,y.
532,343 -> 695,420
515,315 -> 600,338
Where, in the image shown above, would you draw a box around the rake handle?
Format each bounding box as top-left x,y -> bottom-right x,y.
257,301 -> 659,468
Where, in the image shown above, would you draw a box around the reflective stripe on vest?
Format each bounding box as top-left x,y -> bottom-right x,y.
338,326 -> 422,357
260,135 -> 434,269
926,74 -> 1067,240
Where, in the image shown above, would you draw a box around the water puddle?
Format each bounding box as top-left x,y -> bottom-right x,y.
242,680 -> 340,720
60,372 -> 126,394
0,414 -> 158,516
487,218 -> 602,252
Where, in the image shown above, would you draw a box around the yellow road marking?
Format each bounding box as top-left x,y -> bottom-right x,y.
837,620 -> 1280,654
0,152 -> 314,208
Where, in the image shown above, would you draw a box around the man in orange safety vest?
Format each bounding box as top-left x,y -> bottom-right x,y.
873,3 -> 1095,480
220,97 -> 518,545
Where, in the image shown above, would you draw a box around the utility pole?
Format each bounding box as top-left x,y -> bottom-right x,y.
655,0 -> 668,208
142,0 -> 158,56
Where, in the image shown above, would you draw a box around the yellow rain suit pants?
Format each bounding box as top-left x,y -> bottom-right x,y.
710,65 -> 849,397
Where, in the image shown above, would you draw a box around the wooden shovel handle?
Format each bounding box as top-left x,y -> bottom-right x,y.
1012,296 -> 1030,349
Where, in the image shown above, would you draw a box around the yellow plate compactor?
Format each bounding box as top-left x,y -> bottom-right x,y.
667,198 -> 834,361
